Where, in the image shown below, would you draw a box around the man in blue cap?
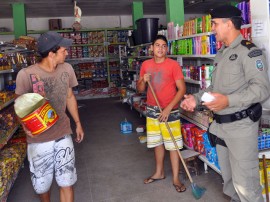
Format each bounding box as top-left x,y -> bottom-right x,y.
181,4 -> 270,202
16,31 -> 84,202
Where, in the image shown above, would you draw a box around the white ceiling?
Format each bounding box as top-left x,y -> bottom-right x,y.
0,0 -> 244,18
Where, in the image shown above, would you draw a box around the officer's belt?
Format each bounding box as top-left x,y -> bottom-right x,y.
213,108 -> 248,124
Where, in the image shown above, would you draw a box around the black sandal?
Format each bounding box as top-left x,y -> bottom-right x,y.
173,184 -> 186,193
144,176 -> 166,184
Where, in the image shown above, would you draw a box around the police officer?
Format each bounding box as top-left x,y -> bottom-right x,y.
181,5 -> 270,202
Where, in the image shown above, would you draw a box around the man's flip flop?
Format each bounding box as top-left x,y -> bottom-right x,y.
173,184 -> 186,193
144,176 -> 166,184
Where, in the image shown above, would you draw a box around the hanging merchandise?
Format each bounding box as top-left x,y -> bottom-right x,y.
72,1 -> 82,31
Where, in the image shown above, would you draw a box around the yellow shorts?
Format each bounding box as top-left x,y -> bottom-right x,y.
146,106 -> 183,151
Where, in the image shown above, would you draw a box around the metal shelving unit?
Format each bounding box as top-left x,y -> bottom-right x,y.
0,152 -> 27,202
183,143 -> 221,174
198,155 -> 221,175
0,124 -> 20,150
180,113 -> 208,131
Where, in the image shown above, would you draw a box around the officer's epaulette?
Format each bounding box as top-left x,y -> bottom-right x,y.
241,40 -> 263,58
241,40 -> 256,50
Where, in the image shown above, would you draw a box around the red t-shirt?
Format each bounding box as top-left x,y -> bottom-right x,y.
140,58 -> 184,109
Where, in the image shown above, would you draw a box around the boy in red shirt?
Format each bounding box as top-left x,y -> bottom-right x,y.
137,35 -> 186,192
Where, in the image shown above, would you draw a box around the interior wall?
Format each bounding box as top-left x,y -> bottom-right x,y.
0,13 -> 201,42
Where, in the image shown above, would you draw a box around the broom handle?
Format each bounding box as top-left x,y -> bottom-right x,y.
263,155 -> 269,202
147,81 -> 194,183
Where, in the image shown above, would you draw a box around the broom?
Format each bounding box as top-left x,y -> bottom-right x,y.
147,81 -> 206,200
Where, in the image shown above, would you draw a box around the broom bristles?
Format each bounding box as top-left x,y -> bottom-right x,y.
191,183 -> 206,200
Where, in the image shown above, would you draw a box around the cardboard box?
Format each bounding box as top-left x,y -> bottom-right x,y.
49,19 -> 62,30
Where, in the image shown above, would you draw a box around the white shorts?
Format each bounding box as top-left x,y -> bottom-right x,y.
27,135 -> 77,194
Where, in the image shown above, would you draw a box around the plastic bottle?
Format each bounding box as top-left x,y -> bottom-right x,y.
120,118 -> 132,134
175,24 -> 179,39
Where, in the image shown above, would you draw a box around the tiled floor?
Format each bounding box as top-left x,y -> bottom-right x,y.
8,98 -> 230,202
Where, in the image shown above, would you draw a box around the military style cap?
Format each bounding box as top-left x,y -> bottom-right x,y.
37,31 -> 73,54
210,5 -> 242,19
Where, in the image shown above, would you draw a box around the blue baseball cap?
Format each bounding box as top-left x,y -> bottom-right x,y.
37,31 -> 73,53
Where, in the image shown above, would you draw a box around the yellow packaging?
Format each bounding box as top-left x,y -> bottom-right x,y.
259,159 -> 270,195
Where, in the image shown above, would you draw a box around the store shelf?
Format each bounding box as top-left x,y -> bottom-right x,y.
109,42 -> 127,45
168,32 -> 213,41
183,145 -> 221,174
66,57 -> 107,62
0,98 -> 15,110
174,54 -> 216,58
180,113 -> 208,130
108,56 -> 121,60
92,78 -> 107,81
0,69 -> 15,74
130,42 -> 152,48
0,32 -> 14,35
71,43 -> 104,46
183,143 -> 193,150
122,55 -> 152,59
181,112 -> 222,174
183,142 -> 221,175
125,69 -> 137,72
0,124 -> 20,150
75,94 -> 118,100
198,155 -> 221,175
258,149 -> 270,158
0,152 -> 27,202
167,55 -> 182,58
241,24 -> 252,29
184,78 -> 201,85
27,28 -> 131,35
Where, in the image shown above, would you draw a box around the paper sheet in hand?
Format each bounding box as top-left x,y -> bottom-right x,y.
201,92 -> 215,102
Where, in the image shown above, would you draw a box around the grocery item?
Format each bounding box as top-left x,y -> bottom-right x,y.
14,93 -> 58,135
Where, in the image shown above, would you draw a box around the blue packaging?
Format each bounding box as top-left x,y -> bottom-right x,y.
192,38 -> 196,55
120,119 -> 132,134
209,34 -> 217,54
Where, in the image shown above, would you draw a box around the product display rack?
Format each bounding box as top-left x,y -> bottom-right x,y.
23,28 -> 132,100
0,43 -> 34,201
0,152 -> 27,202
1,28 -> 139,100
0,124 -> 20,149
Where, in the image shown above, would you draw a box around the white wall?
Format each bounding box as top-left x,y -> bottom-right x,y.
250,0 -> 270,110
0,13 -> 201,42
0,14 -> 165,41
